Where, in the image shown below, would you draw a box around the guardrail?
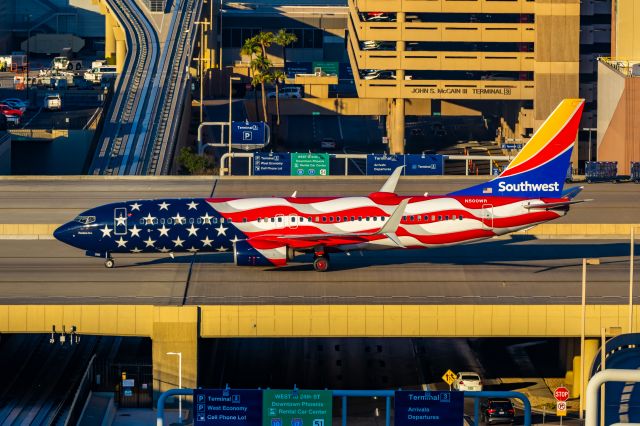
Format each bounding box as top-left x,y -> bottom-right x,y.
63,354 -> 97,426
219,152 -> 512,176
156,388 -> 531,426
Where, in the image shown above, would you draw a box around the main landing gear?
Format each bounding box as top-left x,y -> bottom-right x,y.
313,249 -> 329,272
104,253 -> 115,268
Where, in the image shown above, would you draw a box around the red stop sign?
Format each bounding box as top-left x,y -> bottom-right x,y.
554,387 -> 570,401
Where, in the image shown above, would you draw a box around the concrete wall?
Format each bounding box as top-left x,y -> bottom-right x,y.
597,62 -> 640,174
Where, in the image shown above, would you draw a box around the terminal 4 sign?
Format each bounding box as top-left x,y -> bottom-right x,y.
394,390 -> 463,426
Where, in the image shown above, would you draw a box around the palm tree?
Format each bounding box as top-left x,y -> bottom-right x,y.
274,29 -> 297,67
254,31 -> 275,59
241,35 -> 263,120
272,69 -> 286,126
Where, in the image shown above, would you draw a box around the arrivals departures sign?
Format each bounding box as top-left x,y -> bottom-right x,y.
394,391 -> 463,426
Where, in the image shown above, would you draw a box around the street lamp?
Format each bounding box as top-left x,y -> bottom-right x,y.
580,257 -> 600,421
195,20 -> 210,123
228,75 -> 241,175
630,227 -> 638,334
166,352 -> 183,424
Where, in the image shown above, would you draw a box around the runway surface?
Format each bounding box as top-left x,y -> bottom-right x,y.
0,238 -> 636,305
1,177 -> 639,224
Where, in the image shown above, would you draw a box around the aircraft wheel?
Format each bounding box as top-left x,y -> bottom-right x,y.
313,256 -> 329,272
104,258 -> 115,268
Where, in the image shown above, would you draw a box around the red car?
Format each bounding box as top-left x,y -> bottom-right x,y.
0,104 -> 24,117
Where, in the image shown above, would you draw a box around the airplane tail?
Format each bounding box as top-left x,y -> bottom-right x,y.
449,99 -> 585,198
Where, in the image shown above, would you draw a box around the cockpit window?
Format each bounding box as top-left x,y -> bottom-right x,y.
74,215 -> 96,225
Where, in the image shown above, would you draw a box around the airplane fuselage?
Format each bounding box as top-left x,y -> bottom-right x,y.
54,194 -> 568,268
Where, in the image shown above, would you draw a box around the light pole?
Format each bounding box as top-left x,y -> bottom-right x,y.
166,352 -> 183,424
26,14 -> 32,100
227,75 -> 240,175
580,257 -> 600,421
195,20 -> 210,124
631,227 -> 637,333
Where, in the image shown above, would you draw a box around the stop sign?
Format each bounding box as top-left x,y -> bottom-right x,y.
554,387 -> 570,401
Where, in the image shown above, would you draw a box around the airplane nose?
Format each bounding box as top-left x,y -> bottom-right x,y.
53,222 -> 76,245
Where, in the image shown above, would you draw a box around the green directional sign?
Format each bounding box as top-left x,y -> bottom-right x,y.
312,61 -> 339,76
291,153 -> 329,176
262,389 -> 332,426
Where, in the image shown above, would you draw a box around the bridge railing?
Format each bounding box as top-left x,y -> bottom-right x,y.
156,388 -> 531,426
218,152 -> 513,176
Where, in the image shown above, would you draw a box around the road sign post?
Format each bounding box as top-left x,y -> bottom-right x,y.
442,369 -> 457,391
554,386 -> 569,424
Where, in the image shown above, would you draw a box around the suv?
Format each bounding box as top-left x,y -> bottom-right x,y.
481,398 -> 515,424
267,86 -> 301,99
44,93 -> 62,111
453,371 -> 483,392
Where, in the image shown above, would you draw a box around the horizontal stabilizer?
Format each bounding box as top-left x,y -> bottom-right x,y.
524,199 -> 592,210
561,186 -> 583,199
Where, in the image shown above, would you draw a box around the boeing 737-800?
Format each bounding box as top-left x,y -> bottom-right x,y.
54,99 -> 587,271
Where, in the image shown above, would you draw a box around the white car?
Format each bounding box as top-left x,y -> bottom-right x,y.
267,86 -> 301,99
44,94 -> 62,111
362,70 -> 395,80
453,372 -> 483,392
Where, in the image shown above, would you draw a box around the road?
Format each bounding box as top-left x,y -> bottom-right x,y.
0,238 -> 636,305
0,177 -> 638,223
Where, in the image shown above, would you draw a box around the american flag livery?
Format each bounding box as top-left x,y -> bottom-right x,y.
54,99 -> 588,271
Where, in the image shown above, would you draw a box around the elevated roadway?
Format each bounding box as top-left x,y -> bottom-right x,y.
0,177 -> 638,224
91,0 -> 202,175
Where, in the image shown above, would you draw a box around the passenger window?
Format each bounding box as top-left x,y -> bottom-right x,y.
277,217 -> 282,223
432,215 -> 436,221
189,218 -> 194,224
315,216 -> 319,222
167,218 -> 173,225
373,217 -> 377,222
228,218 -> 233,223
402,216 -> 406,221
438,215 -> 442,221
329,217 -> 334,222
220,218 -> 225,223
153,218 -> 158,225
160,218 -> 165,224
139,219 -> 144,225
459,215 -> 463,220
212,217 -> 218,224
344,216 -> 348,222
351,216 -> 355,221
257,218 -> 261,223
445,215 -> 449,220
366,217 -> 370,222
336,217 -> 341,223
243,218 -> 248,223
424,215 -> 428,221
322,217 -> 327,222
358,216 -> 362,221
410,216 -> 415,221
196,218 -> 202,224
270,218 -> 275,223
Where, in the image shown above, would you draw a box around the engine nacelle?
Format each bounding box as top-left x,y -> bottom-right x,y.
233,240 -> 279,266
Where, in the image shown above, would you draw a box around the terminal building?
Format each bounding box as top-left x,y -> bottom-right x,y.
217,0 -> 611,169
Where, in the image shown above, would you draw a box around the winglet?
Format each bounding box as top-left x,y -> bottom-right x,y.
375,198 -> 409,248
379,166 -> 404,193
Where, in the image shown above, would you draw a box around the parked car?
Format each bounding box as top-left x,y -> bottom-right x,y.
362,70 -> 395,80
453,372 -> 483,392
481,398 -> 515,424
0,104 -> 24,117
320,137 -> 337,149
1,98 -> 29,111
267,86 -> 301,99
44,93 -> 62,111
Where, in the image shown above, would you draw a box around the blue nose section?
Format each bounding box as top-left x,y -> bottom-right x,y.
53,222 -> 76,245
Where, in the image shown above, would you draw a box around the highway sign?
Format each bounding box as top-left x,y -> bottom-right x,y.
404,154 -> 444,176
193,389 -> 263,425
366,154 -> 404,175
253,152 -> 291,176
501,143 -> 523,150
556,401 -> 567,416
285,61 -> 312,78
312,61 -> 339,76
232,121 -> 267,151
290,153 -> 329,176
262,390 -> 332,426
441,369 -> 457,386
395,391 -> 463,426
554,387 -> 570,402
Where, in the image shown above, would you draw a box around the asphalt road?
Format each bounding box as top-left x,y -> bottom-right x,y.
0,238 -> 636,305
0,177 -> 639,224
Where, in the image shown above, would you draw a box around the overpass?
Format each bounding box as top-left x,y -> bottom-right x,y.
0,176 -> 638,398
90,0 -> 202,175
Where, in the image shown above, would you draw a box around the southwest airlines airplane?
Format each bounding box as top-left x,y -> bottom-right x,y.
55,99 -> 587,271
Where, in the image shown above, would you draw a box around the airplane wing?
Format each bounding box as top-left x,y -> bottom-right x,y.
249,198 -> 410,248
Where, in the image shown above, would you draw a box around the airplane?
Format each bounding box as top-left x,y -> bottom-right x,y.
54,98 -> 587,272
